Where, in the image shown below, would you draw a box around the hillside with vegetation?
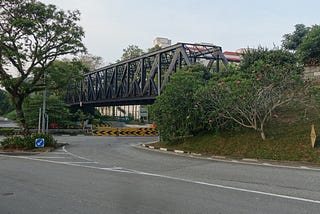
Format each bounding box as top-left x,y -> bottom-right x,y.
150,24 -> 320,162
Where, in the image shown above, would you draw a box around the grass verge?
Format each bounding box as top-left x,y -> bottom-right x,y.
151,110 -> 320,163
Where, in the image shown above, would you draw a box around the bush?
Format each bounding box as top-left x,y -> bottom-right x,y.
5,110 -> 16,120
0,128 -> 15,136
1,133 -> 57,149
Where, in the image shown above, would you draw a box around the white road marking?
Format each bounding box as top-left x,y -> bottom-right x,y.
62,146 -> 94,162
1,153 -> 320,205
33,157 -> 68,159
49,152 -> 67,154
64,161 -> 98,164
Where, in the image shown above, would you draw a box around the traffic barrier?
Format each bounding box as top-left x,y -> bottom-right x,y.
92,127 -> 158,137
96,124 -> 112,129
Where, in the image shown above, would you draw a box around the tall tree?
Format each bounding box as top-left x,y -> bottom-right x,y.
0,0 -> 86,132
282,24 -> 310,51
297,25 -> 320,65
147,44 -> 162,53
0,89 -> 13,115
23,94 -> 70,128
77,54 -> 105,72
150,64 -> 208,141
45,59 -> 87,97
120,45 -> 144,61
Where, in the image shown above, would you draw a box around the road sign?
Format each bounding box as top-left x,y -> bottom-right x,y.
35,138 -> 45,148
140,108 -> 148,117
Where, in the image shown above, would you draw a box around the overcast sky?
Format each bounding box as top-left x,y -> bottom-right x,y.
42,0 -> 320,64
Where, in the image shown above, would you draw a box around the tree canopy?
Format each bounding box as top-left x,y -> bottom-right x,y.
120,45 -> 144,61
152,48 -> 307,141
150,64 -> 208,141
0,89 -> 13,115
282,24 -> 310,51
0,0 -> 86,131
297,25 -> 320,65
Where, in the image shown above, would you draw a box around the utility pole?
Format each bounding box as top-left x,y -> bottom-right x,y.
42,72 -> 47,133
42,89 -> 46,133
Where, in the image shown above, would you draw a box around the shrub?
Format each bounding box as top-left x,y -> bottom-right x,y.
0,128 -> 15,136
1,133 -> 57,149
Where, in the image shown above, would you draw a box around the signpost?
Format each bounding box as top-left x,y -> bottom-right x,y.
140,108 -> 148,122
140,108 -> 148,117
35,138 -> 45,148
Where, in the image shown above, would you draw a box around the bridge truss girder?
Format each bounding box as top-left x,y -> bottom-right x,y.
66,43 -> 228,107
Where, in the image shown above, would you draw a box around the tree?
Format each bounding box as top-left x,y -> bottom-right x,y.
282,24 -> 310,51
150,64 -> 208,141
45,59 -> 86,97
120,45 -> 144,61
147,44 -> 162,53
196,49 -> 305,140
0,0 -> 86,132
0,89 -> 14,115
297,25 -> 320,65
23,94 -> 70,128
77,54 -> 105,72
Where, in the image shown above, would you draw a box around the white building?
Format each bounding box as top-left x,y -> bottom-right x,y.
153,37 -> 172,48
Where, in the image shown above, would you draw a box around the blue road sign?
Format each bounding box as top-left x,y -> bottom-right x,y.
35,138 -> 45,148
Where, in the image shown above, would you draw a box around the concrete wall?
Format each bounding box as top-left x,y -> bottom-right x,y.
304,66 -> 320,80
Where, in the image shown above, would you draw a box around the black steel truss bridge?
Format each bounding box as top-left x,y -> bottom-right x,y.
66,43 -> 228,107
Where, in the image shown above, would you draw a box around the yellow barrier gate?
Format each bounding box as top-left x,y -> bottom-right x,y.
92,127 -> 158,137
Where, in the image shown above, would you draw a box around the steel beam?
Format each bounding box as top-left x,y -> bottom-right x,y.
66,43 -> 228,107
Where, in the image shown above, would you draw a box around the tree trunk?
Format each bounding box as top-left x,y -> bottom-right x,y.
14,97 -> 28,135
260,131 -> 266,140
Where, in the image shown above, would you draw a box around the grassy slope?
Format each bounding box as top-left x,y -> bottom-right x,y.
152,107 -> 320,163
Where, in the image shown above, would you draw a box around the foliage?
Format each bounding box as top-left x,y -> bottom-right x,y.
282,24 -> 310,51
240,47 -> 298,70
4,110 -> 16,120
196,48 -> 305,140
147,44 -> 162,53
45,59 -> 86,97
1,133 -> 57,149
297,25 -> 320,65
150,108 -> 320,162
150,64 -> 208,141
23,94 -> 70,128
77,54 -> 105,72
0,0 -> 86,132
69,108 -> 105,128
120,45 -> 145,61
0,128 -> 15,136
0,89 -> 14,115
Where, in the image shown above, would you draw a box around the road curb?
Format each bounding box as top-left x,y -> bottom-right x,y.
139,143 -> 320,170
142,144 -> 189,154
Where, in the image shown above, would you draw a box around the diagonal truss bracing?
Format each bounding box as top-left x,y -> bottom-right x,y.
66,43 -> 228,107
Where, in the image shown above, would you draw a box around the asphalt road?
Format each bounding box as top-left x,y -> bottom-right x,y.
1,135 -> 320,213
0,116 -> 18,128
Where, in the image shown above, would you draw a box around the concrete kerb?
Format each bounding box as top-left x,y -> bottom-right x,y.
141,144 -> 263,162
139,143 -> 320,170
142,144 -> 189,155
